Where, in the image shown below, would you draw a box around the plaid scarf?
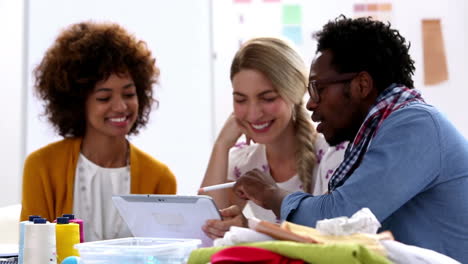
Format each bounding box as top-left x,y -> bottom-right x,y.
328,84 -> 425,192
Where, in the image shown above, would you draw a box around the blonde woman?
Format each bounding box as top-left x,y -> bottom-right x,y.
199,37 -> 346,239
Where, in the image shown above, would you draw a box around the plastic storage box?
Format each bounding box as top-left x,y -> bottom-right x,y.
74,237 -> 201,264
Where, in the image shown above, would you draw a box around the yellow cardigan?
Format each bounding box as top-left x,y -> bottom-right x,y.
20,138 -> 177,221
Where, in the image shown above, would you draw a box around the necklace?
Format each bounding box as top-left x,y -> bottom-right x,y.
125,141 -> 130,166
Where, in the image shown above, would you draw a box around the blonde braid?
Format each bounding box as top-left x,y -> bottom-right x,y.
294,103 -> 317,193
231,37 -> 318,192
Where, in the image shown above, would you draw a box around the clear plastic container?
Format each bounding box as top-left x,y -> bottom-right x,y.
74,237 -> 201,264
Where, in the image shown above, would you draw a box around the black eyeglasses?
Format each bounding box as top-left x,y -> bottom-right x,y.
307,72 -> 359,103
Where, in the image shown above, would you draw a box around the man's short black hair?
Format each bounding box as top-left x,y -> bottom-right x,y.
314,15 -> 415,91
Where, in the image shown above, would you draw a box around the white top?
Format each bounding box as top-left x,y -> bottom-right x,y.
227,135 -> 347,223
73,153 -> 132,242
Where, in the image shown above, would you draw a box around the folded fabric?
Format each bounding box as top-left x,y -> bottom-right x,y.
187,240 -> 392,264
211,246 -> 305,264
381,240 -> 461,264
213,226 -> 274,247
251,220 -> 318,244
280,221 -> 392,256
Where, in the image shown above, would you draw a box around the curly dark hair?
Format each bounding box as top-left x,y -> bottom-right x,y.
314,15 -> 415,91
34,21 -> 158,137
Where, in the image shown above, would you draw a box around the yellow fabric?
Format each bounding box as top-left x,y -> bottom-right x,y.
20,137 -> 177,221
281,221 -> 391,256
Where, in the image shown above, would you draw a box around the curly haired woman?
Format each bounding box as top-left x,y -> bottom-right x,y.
20,21 -> 176,241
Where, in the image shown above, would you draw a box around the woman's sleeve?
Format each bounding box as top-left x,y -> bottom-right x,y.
20,153 -> 49,221
156,165 -> 177,194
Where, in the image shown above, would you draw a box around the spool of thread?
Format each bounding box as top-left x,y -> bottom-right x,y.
61,256 -> 82,264
62,214 -> 85,243
23,218 -> 57,264
55,217 -> 80,264
18,215 -> 41,264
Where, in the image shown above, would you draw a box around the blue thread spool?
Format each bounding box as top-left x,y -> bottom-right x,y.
61,256 -> 82,264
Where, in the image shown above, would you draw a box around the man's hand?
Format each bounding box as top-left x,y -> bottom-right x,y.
233,169 -> 291,217
202,205 -> 247,239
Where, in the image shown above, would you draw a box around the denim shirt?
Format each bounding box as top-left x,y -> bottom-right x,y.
281,102 -> 468,263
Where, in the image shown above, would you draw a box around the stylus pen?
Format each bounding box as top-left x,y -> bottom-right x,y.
199,182 -> 235,192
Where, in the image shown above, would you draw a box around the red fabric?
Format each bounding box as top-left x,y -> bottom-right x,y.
211,246 -> 305,264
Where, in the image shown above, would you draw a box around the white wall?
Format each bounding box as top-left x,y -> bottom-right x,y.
392,0 -> 468,136
212,0 -> 468,137
24,0 -> 213,196
0,0 -> 24,207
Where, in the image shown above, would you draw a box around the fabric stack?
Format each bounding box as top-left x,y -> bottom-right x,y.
188,208 -> 461,264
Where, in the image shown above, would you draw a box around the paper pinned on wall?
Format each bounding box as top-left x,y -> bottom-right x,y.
353,3 -> 393,23
422,19 -> 449,86
282,4 -> 302,25
282,25 -> 302,45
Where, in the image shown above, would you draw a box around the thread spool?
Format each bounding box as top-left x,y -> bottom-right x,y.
55,217 -> 80,264
61,256 -> 82,264
18,215 -> 41,264
23,218 -> 57,264
62,214 -> 85,243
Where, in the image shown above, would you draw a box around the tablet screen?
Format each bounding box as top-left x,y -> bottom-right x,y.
112,195 -> 221,247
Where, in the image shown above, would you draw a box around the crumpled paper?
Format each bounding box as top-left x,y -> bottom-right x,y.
316,208 -> 381,236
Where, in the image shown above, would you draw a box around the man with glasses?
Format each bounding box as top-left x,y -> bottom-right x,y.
232,16 -> 468,262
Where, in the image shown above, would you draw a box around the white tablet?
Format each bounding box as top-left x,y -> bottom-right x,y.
112,194 -> 221,247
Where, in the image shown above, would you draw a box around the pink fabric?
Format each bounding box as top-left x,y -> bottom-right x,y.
211,246 -> 305,264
